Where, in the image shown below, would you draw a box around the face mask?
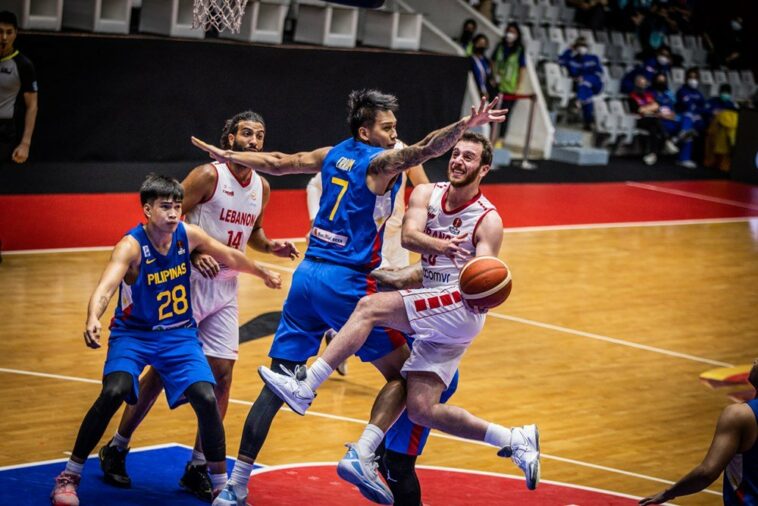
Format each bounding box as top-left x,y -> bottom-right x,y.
505,32 -> 517,43
474,47 -> 486,54
654,81 -> 667,91
731,20 -> 742,31
577,46 -> 588,55
657,56 -> 670,66
687,79 -> 699,88
720,93 -> 732,101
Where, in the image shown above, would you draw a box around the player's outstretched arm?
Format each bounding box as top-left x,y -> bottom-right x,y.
639,404 -> 749,505
369,96 -> 506,178
191,136 -> 330,176
400,184 -> 468,263
185,224 -> 282,289
84,237 -> 139,349
248,178 -> 300,260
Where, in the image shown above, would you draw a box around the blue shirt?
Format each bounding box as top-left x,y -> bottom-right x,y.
676,85 -> 706,116
559,49 -> 603,81
724,399 -> 758,505
307,138 -> 401,271
110,223 -> 195,331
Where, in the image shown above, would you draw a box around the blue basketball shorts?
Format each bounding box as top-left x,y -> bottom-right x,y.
384,369 -> 459,456
269,258 -> 407,363
104,327 -> 215,409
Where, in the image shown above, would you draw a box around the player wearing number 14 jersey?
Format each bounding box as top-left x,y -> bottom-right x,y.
98,112 -> 293,502
191,91 -> 507,506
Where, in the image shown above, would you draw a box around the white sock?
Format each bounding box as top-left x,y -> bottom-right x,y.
304,357 -> 334,391
210,472 -> 227,492
229,460 -> 254,489
110,431 -> 130,449
484,423 -> 511,449
64,459 -> 84,476
356,424 -> 385,456
191,449 -> 206,466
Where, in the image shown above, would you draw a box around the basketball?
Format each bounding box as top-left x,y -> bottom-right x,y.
459,256 -> 512,309
326,0 -> 386,7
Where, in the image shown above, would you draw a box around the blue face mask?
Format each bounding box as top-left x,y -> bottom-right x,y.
649,31 -> 664,49
720,93 -> 732,102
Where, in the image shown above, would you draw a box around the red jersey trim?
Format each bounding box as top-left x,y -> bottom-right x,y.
441,185 -> 482,215
472,208 -> 495,247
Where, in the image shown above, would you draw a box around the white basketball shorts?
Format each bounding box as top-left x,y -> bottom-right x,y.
191,273 -> 240,360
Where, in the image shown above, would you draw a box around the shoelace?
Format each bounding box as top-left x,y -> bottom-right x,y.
345,443 -> 381,478
277,363 -> 307,382
55,474 -> 78,488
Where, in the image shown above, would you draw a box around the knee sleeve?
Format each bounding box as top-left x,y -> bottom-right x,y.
185,381 -> 225,462
238,359 -> 303,461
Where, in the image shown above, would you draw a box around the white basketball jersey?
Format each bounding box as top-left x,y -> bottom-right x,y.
185,162 -> 263,280
421,183 -> 496,288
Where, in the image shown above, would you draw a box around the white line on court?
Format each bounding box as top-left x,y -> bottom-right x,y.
625,181 -> 758,211
0,366 -> 722,496
5,216 -> 758,256
485,313 -> 734,368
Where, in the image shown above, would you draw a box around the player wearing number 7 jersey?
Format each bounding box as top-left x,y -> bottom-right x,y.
50,175 -> 282,506
191,90 -> 507,506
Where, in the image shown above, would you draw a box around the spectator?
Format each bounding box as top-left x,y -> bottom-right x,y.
674,67 -> 706,168
491,22 -> 526,145
559,37 -> 604,130
703,84 -> 739,172
713,15 -> 745,69
566,0 -> 608,31
638,2 -> 677,58
458,18 -> 477,56
0,11 -> 38,164
628,74 -> 679,165
652,72 -> 700,168
470,34 -> 496,101
621,45 -> 673,94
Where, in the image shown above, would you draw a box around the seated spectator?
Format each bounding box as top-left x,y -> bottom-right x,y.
566,0 -> 608,30
712,15 -> 745,69
703,83 -> 739,172
621,45 -> 673,94
674,67 -> 706,168
458,18 -> 477,56
628,74 -> 679,166
470,34 -> 496,101
491,23 -> 526,145
559,37 -> 604,130
652,72 -> 699,168
638,2 -> 678,58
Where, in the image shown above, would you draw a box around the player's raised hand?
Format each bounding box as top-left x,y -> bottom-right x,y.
191,252 -> 220,279
465,96 -> 508,128
191,136 -> 232,164
270,240 -> 300,260
83,317 -> 102,349
262,269 -> 282,289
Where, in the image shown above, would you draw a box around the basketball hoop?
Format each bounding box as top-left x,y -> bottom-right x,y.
193,0 -> 249,33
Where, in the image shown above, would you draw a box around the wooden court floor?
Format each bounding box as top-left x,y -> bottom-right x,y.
1,220 -> 757,505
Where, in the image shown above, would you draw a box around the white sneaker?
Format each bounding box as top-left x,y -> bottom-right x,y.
677,160 -> 697,169
337,443 -> 394,504
663,139 -> 679,155
498,424 -> 540,490
212,481 -> 247,506
324,329 -> 348,376
258,364 -> 315,416
643,152 -> 657,166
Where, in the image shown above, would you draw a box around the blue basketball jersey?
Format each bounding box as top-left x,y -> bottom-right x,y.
307,138 -> 401,270
110,223 -> 195,331
724,398 -> 758,505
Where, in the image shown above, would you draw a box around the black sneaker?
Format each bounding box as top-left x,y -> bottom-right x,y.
98,440 -> 131,488
179,462 -> 213,502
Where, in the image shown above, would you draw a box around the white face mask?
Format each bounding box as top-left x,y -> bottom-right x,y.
687,78 -> 699,88
505,32 -> 517,43
577,46 -> 588,55
657,56 -> 669,65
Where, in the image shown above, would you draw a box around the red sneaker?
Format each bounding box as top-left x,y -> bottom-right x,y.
51,471 -> 80,506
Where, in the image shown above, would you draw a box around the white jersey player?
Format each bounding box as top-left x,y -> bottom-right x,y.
98,112 -> 295,502
260,131 -> 540,504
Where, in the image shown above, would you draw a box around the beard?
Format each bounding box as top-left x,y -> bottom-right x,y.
232,139 -> 257,152
448,165 -> 482,188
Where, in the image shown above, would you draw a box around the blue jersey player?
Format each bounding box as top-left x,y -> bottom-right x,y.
50,175 -> 281,506
640,360 -> 758,505
192,91 -> 506,506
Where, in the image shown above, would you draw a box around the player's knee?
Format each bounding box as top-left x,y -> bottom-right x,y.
186,381 -> 219,412
100,372 -> 132,406
406,402 -> 433,428
213,365 -> 234,393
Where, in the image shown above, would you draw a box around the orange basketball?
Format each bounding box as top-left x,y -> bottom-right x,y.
459,256 -> 512,309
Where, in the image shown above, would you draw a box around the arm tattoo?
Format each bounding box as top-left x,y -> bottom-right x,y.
373,119 -> 467,176
95,295 -> 109,317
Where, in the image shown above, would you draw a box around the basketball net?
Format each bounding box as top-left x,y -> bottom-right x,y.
193,0 -> 249,33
